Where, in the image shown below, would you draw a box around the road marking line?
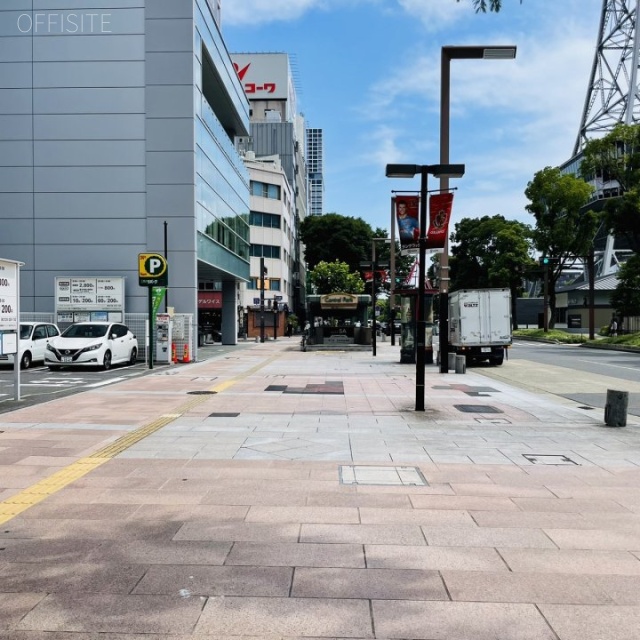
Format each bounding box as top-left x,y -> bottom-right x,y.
0,351 -> 282,524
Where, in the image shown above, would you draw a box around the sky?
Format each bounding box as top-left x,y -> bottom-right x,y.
222,0 -> 603,236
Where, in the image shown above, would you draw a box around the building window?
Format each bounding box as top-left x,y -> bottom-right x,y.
250,244 -> 281,259
249,211 -> 282,228
251,180 -> 281,200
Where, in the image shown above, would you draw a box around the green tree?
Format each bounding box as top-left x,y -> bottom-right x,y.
308,260 -> 365,294
525,167 -> 596,328
449,215 -> 536,328
610,254 -> 640,322
300,213 -> 375,272
580,123 -> 640,253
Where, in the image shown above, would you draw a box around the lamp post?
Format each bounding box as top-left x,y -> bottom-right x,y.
386,164 -> 465,411
362,238 -> 390,357
439,45 -> 517,372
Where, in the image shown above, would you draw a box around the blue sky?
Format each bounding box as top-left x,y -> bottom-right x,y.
222,0 -> 602,236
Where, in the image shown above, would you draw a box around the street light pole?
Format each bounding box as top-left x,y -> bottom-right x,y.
415,168 -> 429,410
386,163 -> 465,411
439,45 -> 517,372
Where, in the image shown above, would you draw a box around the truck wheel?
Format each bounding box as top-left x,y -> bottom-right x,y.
490,354 -> 504,366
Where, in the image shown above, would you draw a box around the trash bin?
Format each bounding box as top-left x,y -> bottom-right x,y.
448,352 -> 456,371
455,354 -> 466,374
604,389 -> 628,427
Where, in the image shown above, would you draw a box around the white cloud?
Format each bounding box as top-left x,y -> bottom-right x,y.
222,0 -> 325,26
396,0 -> 469,30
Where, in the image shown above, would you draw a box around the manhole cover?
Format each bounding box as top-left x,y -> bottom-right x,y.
187,390 -> 217,395
339,465 -> 428,486
208,412 -> 239,417
454,404 -> 503,414
522,454 -> 579,466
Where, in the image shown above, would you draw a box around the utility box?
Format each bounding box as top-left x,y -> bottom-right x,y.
155,313 -> 173,364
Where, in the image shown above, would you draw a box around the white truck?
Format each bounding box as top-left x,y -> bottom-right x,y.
435,288 -> 512,366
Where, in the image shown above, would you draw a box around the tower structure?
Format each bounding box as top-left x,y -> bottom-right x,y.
561,0 -> 639,279
574,0 -> 640,154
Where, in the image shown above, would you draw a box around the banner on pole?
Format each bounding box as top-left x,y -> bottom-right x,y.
427,192 -> 454,249
394,196 -> 420,251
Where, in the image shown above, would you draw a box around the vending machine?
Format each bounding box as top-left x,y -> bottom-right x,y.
155,313 -> 173,364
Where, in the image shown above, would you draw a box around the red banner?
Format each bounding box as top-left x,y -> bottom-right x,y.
198,291 -> 222,308
394,196 -> 420,250
427,192 -> 454,249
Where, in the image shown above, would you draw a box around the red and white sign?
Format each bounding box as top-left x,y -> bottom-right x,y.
231,53 -> 296,118
198,291 -> 222,308
427,192 -> 454,249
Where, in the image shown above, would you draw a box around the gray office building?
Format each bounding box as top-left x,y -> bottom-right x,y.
0,0 -> 251,344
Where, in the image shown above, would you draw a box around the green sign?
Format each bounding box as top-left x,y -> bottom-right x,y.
151,287 -> 166,318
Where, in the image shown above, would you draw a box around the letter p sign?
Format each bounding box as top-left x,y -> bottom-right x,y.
138,253 -> 168,287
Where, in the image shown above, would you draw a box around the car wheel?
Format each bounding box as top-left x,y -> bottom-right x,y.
20,351 -> 32,369
102,350 -> 112,371
128,347 -> 137,366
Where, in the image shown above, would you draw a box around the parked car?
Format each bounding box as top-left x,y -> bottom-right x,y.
45,322 -> 138,370
0,322 -> 61,369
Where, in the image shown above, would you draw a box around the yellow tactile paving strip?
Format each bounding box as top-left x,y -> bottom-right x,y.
0,352 -> 282,525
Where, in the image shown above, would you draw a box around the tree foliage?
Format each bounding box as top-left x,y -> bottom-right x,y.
458,0 -> 521,12
525,166 -> 596,327
300,213 -> 374,272
308,260 -> 365,295
580,123 -> 640,253
449,215 -> 536,328
610,254 -> 640,319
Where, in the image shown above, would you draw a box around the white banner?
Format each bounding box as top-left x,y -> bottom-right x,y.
0,259 -> 19,330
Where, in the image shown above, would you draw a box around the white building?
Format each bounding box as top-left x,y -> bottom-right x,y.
242,154 -> 296,318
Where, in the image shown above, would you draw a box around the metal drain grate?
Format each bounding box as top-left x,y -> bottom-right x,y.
208,412 -> 239,417
187,390 -> 217,395
522,454 -> 579,466
339,465 -> 428,486
454,404 -> 503,414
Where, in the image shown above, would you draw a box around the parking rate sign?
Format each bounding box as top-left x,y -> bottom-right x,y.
0,259 -> 18,330
138,253 -> 168,287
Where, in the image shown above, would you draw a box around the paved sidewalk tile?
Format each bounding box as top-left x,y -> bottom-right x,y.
540,604 -> 640,640
196,596 -> 373,637
373,600 -> 557,639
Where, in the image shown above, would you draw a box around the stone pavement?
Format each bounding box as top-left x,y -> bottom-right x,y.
1,337 -> 640,639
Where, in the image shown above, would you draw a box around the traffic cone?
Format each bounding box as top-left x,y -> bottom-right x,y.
182,343 -> 190,363
171,342 -> 177,364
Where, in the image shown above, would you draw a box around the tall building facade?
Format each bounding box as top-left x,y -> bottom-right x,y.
306,128 -> 324,216
231,52 -> 308,319
0,0 -> 251,349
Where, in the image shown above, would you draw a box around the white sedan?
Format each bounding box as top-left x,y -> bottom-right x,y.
0,322 -> 61,369
45,322 -> 138,370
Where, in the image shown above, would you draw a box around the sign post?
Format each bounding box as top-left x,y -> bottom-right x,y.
0,259 -> 24,400
138,253 -> 168,369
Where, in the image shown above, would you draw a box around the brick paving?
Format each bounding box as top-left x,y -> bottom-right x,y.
0,338 -> 639,639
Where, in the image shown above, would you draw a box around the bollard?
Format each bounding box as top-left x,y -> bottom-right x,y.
604,389 -> 628,427
448,352 -> 456,371
455,354 -> 466,374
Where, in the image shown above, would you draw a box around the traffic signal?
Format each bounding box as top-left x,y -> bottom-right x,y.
539,256 -> 559,267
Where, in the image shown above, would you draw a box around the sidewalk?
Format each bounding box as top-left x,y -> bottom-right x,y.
1,338 -> 640,639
